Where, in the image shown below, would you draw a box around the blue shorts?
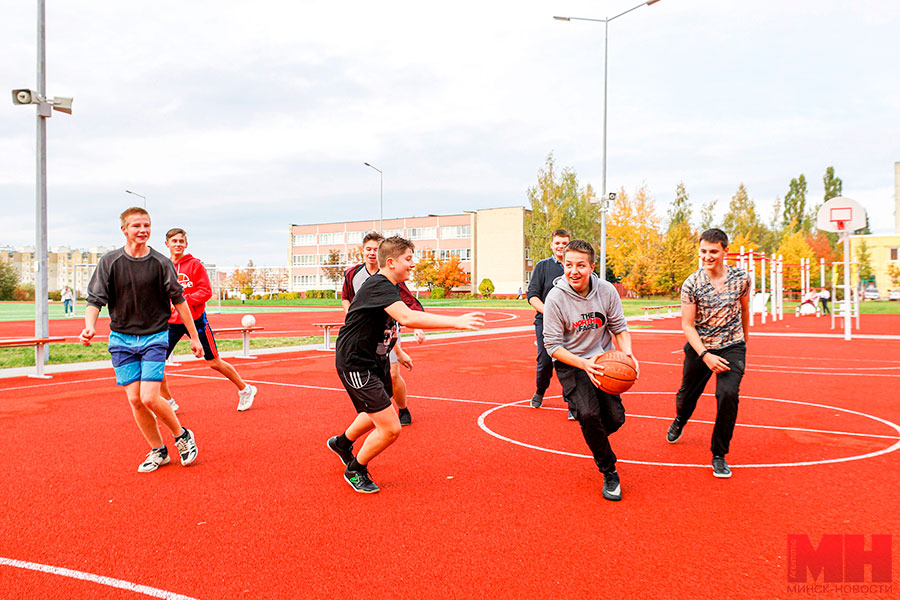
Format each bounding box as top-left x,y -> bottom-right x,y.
109,330 -> 169,386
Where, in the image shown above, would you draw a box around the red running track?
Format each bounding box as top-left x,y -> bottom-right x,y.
0,320 -> 898,598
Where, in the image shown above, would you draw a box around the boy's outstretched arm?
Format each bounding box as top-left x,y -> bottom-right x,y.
385,301 -> 484,331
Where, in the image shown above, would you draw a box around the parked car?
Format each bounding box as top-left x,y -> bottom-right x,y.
889,289 -> 900,301
863,286 -> 880,300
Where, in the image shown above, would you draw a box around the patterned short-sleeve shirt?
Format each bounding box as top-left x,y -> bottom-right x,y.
681,265 -> 750,350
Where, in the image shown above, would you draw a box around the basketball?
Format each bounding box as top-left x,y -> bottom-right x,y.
594,350 -> 637,395
241,314 -> 256,328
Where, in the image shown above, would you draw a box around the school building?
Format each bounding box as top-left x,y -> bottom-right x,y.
288,206 -> 534,296
849,234 -> 900,298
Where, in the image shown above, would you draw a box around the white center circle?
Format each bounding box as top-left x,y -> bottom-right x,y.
477,392 -> 900,468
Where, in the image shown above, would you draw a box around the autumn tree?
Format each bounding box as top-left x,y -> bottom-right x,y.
0,262 -> 19,301
775,232 -> 815,292
783,174 -> 808,232
434,255 -> 469,294
856,241 -> 874,284
412,251 -> 440,292
321,249 -> 345,291
668,182 -> 692,228
606,185 -> 661,290
229,260 -> 256,295
699,199 -> 717,231
655,221 -> 696,296
525,153 -> 601,262
722,183 -> 765,243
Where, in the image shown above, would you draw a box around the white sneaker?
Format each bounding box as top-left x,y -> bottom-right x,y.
138,447 -> 170,473
166,397 -> 179,412
237,384 -> 257,412
174,428 -> 198,466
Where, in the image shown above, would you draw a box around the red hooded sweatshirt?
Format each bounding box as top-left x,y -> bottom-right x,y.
169,253 -> 213,323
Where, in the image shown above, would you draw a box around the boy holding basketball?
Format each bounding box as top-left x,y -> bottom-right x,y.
542,240 -> 637,501
327,236 -> 485,493
80,207 -> 202,473
666,228 -> 750,478
158,227 -> 258,412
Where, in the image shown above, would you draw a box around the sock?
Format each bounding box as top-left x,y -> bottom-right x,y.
336,433 -> 352,450
154,445 -> 168,457
348,458 -> 366,473
175,428 -> 190,439
398,408 -> 410,415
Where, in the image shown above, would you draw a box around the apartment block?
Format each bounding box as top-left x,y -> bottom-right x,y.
289,207 -> 533,295
0,246 -> 113,295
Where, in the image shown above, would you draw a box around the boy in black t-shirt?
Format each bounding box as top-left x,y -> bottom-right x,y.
328,236 -> 485,493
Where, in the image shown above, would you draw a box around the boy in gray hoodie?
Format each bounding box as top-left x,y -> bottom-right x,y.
542,240 -> 639,501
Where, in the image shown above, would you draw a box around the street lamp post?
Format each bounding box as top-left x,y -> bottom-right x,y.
554,0 -> 662,280
363,162 -> 383,233
125,189 -> 146,208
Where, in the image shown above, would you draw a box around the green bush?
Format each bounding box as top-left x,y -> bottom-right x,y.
305,289 -> 336,299
478,279 -> 495,298
430,287 -> 445,299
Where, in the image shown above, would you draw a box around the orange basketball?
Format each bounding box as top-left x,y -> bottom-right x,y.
595,350 -> 637,395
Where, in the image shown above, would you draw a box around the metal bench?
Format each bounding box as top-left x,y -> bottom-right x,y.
0,336 -> 68,378
312,322 -> 344,350
640,304 -> 681,320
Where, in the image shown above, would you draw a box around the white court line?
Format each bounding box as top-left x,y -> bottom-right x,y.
477,392 -> 900,469
639,360 -> 900,377
0,557 -> 198,600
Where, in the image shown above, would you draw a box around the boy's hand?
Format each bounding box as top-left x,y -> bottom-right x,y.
396,349 -> 413,370
79,328 -> 95,346
703,353 -> 730,373
414,329 -> 426,344
624,352 -> 640,378
582,355 -> 605,388
457,312 -> 486,331
189,336 -> 204,358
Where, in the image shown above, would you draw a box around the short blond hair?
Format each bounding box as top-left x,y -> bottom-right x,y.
120,207 -> 150,227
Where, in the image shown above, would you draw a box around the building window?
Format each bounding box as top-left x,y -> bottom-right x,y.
407,227 -> 436,240
318,232 -> 344,245
347,231 -> 366,244
382,229 -> 404,238
891,248 -> 898,261
293,234 -> 316,246
524,246 -> 531,260
439,248 -> 471,261
440,225 -> 471,239
293,275 -> 318,287
292,254 -> 316,266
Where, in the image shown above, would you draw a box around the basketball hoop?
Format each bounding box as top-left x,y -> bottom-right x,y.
818,197 -> 865,234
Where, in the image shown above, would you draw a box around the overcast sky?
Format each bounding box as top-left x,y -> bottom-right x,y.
2,0 -> 898,267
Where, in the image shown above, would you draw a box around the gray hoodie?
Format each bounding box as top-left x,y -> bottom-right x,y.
542,273 -> 628,360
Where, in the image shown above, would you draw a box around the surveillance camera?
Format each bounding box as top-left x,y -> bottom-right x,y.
52,96 -> 73,114
12,89 -> 40,105
608,192 -> 617,201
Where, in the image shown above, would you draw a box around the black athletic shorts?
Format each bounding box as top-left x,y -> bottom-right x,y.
337,363 -> 393,414
166,313 -> 218,361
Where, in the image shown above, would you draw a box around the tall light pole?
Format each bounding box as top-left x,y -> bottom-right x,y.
554,0 -> 662,280
11,0 -> 73,376
125,189 -> 146,208
363,162 -> 383,233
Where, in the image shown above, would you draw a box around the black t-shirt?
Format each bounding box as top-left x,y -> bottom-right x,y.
335,273 -> 402,371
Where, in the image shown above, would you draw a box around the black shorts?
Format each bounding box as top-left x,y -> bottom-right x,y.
166,313 -> 219,361
337,364 -> 393,414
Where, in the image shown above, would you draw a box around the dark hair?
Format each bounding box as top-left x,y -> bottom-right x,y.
362,231 -> 384,245
377,235 -> 415,267
551,229 -> 571,240
166,227 -> 187,241
563,239 -> 595,264
700,228 -> 729,248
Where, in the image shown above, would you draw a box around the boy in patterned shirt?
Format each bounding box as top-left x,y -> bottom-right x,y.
666,228 -> 750,478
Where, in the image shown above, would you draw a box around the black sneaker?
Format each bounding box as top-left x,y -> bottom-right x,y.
567,407 -> 576,421
666,417 -> 685,443
344,466 -> 380,493
327,436 -> 354,466
712,455 -> 732,478
602,471 -> 622,501
398,408 -> 412,426
530,393 -> 543,409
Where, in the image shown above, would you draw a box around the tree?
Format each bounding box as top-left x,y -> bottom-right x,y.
606,185 -> 661,286
783,174 -> 808,232
434,255 -> 469,294
412,251 -> 440,292
525,153 -> 601,262
320,249 -> 345,291
722,183 -> 764,243
655,221 -> 696,295
775,232 -> 815,292
823,166 -> 842,201
887,263 -> 900,290
856,241 -> 874,284
667,182 -> 692,228
699,199 -> 717,231
0,262 -> 19,301
478,279 -> 495,298
229,260 -> 256,295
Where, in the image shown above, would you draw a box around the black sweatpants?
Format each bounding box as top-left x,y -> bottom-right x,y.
674,341 -> 746,457
555,363 -> 625,474
534,319 -> 554,395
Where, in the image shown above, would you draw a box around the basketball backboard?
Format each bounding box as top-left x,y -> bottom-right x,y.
816,196 -> 866,233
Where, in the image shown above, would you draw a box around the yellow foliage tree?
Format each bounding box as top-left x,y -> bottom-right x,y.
775,231 -> 815,292
606,185 -> 661,288
655,221 -> 697,295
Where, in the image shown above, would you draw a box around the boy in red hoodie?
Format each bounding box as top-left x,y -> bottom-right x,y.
159,228 -> 258,412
